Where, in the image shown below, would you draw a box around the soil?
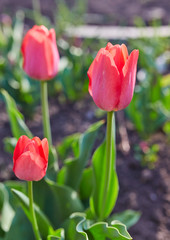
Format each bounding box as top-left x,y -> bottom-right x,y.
0,95 -> 170,240
0,0 -> 170,26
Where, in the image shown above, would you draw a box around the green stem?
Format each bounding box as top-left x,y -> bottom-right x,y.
40,81 -> 52,146
100,111 -> 115,220
28,181 -> 42,240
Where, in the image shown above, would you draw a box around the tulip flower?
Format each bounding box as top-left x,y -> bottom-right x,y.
13,135 -> 49,181
21,26 -> 59,164
87,42 -> 139,112
21,25 -> 59,81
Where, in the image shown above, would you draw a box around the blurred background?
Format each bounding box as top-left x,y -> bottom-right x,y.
0,0 -> 170,239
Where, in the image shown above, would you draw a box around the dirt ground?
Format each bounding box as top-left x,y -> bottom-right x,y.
0,95 -> 170,240
0,0 -> 170,25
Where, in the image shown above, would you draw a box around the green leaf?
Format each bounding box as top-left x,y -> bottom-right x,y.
90,140 -> 119,220
11,188 -> 52,239
79,167 -> 93,201
1,90 -> 32,139
0,183 -> 15,232
46,145 -> 59,181
47,228 -> 65,240
4,208 -> 34,240
57,133 -> 80,160
71,213 -> 132,240
58,121 -> 104,190
108,210 -> 141,229
4,181 -> 26,210
33,179 -> 84,228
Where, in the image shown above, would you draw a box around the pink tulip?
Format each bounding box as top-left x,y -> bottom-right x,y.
13,136 -> 48,181
87,42 -> 139,111
21,25 -> 59,81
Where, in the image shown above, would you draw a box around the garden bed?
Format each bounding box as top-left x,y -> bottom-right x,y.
0,0 -> 170,25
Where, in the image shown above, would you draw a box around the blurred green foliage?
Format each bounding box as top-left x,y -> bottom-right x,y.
0,11 -> 40,117
134,141 -> 159,169
126,37 -> 170,138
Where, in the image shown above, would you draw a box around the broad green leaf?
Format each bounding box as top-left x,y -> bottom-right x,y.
47,228 -> 65,240
108,210 -> 141,229
0,227 -> 5,239
63,214 -> 86,240
4,180 -> 26,210
57,133 -> 80,160
1,90 -> 32,139
71,213 -> 132,240
33,179 -> 84,228
90,138 -> 119,219
0,183 -> 15,232
58,121 -> 104,190
11,188 -> 52,239
4,208 -> 34,240
79,167 -> 93,202
46,145 -> 59,181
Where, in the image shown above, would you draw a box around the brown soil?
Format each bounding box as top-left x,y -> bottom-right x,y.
0,0 -> 170,26
0,95 -> 170,240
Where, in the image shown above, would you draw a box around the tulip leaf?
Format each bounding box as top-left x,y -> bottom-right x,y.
57,133 -> 80,161
70,213 -> 132,240
1,90 -> 32,139
90,115 -> 119,220
79,167 -> 93,202
47,145 -> 59,181
33,179 -> 84,228
58,120 -> 104,190
0,183 -> 15,233
3,181 -> 26,211
4,208 -> 34,240
47,228 -> 65,240
11,188 -> 52,239
108,210 -> 141,229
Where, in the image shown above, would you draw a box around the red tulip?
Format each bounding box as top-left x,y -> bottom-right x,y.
21,25 -> 59,81
13,136 -> 49,181
87,42 -> 139,111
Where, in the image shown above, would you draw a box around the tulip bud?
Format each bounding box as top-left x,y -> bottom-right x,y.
21,25 -> 60,81
87,42 -> 139,111
13,135 -> 49,181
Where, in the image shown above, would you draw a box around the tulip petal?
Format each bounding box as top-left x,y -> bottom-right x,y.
106,43 -> 127,73
91,49 -> 121,111
121,44 -> 128,62
13,136 -> 31,164
41,138 -> 49,163
22,35 -> 49,80
13,151 -> 47,181
32,137 -> 48,163
21,26 -> 59,80
32,25 -> 49,35
44,32 -> 59,79
32,136 -> 41,145
117,49 -> 139,110
87,48 -> 104,96
24,141 -> 38,155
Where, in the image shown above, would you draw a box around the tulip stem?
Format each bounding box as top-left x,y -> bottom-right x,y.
28,181 -> 42,240
100,111 -> 115,220
40,81 -> 52,146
